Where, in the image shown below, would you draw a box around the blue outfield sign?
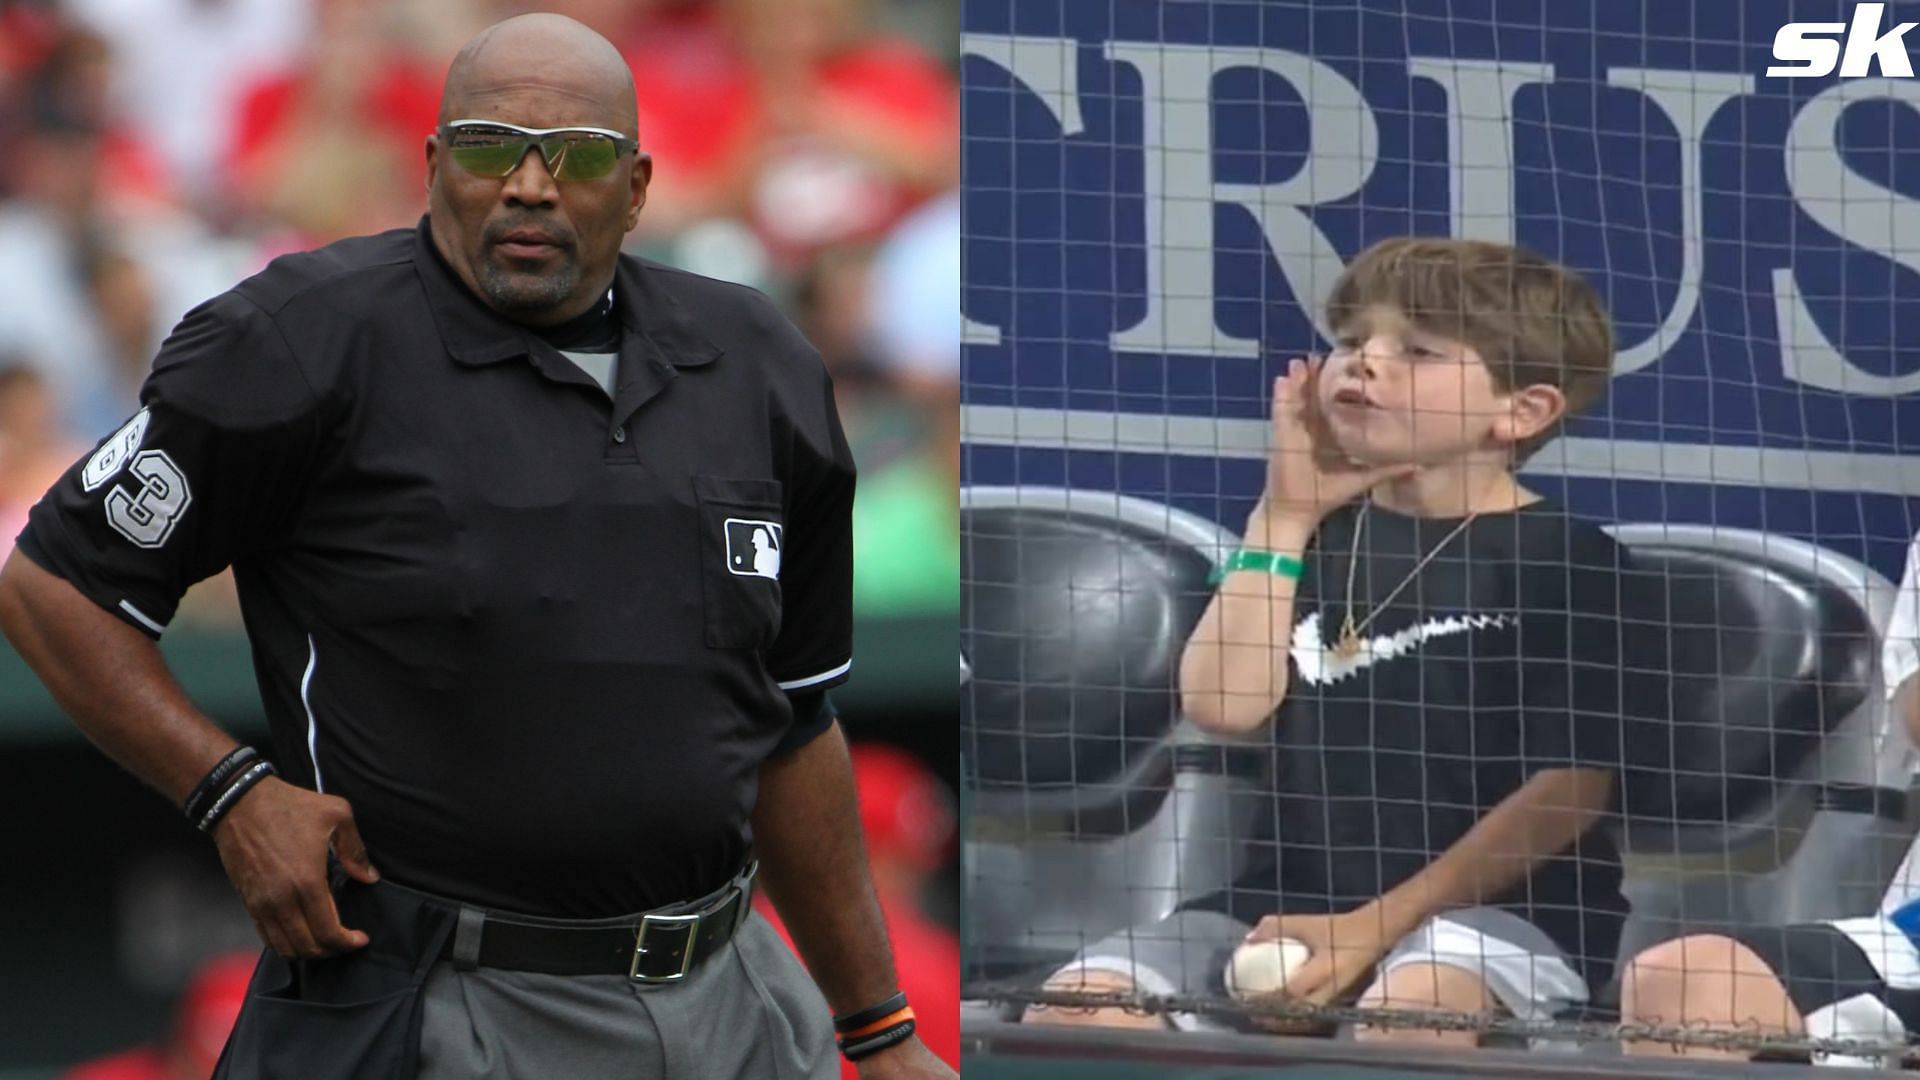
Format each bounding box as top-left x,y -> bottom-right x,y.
960,0 -> 1920,575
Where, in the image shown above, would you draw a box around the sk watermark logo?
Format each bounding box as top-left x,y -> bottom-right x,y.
1769,3 -> 1919,77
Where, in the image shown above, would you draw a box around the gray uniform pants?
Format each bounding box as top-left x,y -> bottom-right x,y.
416,909 -> 837,1080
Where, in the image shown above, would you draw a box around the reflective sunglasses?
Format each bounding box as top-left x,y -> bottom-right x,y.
440,120 -> 639,181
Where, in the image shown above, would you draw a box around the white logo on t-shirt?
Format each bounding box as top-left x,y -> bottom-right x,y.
724,518 -> 783,579
1289,609 -> 1515,686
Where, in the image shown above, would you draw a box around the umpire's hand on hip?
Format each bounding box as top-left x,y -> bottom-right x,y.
209,776 -> 379,958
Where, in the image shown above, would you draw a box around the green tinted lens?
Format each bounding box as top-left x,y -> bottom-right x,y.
549,135 -> 620,181
448,130 -> 532,177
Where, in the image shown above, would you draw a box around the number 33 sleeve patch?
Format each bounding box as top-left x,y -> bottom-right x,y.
16,291 -> 324,638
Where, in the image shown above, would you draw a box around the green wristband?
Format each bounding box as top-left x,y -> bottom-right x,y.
1209,549 -> 1305,585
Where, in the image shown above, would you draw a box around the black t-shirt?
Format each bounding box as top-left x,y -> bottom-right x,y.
17,219 -> 855,917
1191,499 -> 1668,987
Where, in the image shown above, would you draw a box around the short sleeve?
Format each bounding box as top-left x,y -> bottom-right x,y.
770,692 -> 837,758
766,362 -> 856,693
1884,535 -> 1920,700
1516,537 -> 1662,775
16,291 -> 321,638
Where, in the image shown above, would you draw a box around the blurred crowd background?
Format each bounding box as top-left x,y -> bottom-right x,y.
0,0 -> 959,1075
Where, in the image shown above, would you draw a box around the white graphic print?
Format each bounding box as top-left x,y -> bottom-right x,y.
105,450 -> 192,548
82,409 -> 151,492
1290,609 -> 1515,686
724,518 -> 783,579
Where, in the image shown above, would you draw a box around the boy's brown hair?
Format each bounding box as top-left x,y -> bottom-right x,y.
1323,236 -> 1615,461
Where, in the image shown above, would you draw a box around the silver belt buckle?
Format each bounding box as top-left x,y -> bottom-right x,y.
630,911 -> 701,983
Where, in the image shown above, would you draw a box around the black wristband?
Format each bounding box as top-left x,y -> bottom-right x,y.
840,1018 -> 915,1062
182,746 -> 260,823
833,991 -> 908,1034
196,760 -> 276,834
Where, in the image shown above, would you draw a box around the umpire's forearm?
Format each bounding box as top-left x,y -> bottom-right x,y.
0,551 -> 238,804
751,721 -> 899,1014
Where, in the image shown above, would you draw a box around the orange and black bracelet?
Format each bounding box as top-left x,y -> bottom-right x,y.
834,992 -> 916,1061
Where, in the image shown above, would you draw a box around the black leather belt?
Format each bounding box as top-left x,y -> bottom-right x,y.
428,861 -> 757,984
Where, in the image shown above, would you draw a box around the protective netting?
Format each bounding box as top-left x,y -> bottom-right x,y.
961,0 -> 1920,1068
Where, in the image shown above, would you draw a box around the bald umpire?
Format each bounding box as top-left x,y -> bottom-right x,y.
0,15 -> 954,1080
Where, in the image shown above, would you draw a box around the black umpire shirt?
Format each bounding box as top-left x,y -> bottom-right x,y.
18,218 -> 856,917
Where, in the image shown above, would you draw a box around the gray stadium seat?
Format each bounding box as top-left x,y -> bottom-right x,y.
1601,523 -> 1911,976
961,486 -> 1267,982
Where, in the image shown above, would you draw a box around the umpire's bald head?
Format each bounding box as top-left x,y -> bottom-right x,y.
425,13 -> 649,326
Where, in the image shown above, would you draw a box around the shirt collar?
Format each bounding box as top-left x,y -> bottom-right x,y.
411,216 -> 722,370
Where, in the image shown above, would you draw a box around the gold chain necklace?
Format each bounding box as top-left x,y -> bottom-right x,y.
1333,500 -> 1482,659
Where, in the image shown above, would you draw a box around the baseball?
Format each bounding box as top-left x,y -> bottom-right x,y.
1224,936 -> 1313,999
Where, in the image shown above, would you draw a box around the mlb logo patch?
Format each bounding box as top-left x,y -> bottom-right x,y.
724,518 -> 783,579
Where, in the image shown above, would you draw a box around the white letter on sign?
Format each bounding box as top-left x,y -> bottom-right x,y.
1604,67 -> 1752,374
1775,78 -> 1920,395
961,33 -> 1088,347
1406,57 -> 1553,248
1104,43 -> 1376,357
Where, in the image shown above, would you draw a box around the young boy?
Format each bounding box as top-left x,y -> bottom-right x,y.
1619,533 -> 1920,1068
1023,236 -> 1663,1044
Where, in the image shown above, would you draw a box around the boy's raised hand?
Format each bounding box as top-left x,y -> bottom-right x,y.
1259,357 -> 1414,524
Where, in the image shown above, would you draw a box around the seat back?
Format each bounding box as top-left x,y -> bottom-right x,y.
960,487 -> 1264,980
1601,525 -> 1896,976
962,487 -> 1227,793
1605,525 -> 1878,849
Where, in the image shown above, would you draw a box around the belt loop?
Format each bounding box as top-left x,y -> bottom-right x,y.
453,904 -> 485,971
736,861 -> 758,929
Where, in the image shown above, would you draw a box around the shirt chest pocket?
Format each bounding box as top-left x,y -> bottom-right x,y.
694,475 -> 785,649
